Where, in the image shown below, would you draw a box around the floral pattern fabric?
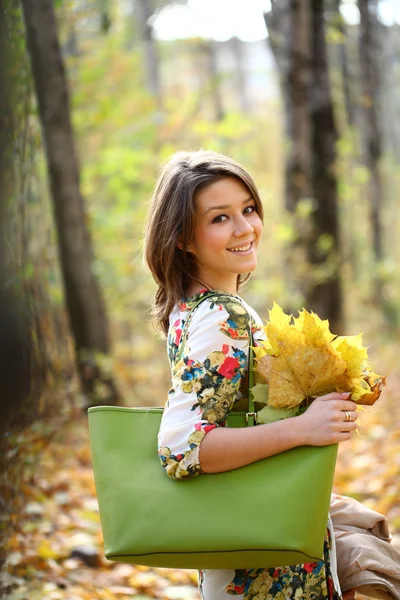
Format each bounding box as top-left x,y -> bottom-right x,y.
222,527 -> 339,600
159,289 -> 263,481
158,290 -> 342,599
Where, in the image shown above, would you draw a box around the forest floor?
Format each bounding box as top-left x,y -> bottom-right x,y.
1,344 -> 400,600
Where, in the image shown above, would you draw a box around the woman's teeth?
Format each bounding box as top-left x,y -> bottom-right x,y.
227,242 -> 252,252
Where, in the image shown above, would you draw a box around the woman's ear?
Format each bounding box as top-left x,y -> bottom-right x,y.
176,236 -> 192,252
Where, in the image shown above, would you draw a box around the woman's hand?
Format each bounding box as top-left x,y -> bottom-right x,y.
297,392 -> 358,446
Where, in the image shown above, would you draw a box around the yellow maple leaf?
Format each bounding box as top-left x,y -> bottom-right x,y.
293,309 -> 335,346
254,305 -> 386,409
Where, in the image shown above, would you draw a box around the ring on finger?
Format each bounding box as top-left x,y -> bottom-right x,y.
344,410 -> 351,422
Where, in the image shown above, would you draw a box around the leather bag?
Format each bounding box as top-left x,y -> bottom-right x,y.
88,293 -> 338,569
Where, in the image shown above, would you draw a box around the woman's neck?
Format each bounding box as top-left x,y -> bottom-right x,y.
185,282 -> 238,297
185,273 -> 238,297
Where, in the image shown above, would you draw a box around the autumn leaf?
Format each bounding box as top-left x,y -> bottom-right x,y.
251,382 -> 269,405
257,404 -> 299,424
253,303 -> 386,409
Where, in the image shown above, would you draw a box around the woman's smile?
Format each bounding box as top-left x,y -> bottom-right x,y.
226,240 -> 255,254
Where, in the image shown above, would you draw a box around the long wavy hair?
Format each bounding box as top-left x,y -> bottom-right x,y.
143,150 -> 264,336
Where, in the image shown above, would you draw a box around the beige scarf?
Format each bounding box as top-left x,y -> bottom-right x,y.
330,493 -> 400,600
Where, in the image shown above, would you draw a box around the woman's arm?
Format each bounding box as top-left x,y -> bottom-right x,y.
199,393 -> 358,473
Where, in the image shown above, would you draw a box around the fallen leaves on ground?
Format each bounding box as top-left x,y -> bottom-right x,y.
1,345 -> 399,600
2,416 -> 199,600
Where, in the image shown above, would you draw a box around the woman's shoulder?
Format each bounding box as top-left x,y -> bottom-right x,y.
169,288 -> 263,342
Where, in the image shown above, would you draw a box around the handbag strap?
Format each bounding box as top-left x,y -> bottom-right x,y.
175,291 -> 256,426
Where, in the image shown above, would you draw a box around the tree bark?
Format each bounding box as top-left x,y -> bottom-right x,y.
201,40 -> 224,122
308,0 -> 342,333
286,0 -> 312,210
333,0 -> 355,128
263,0 -> 291,150
380,24 -> 400,162
135,0 -> 162,109
265,0 -> 343,331
358,0 -> 383,264
264,1 -> 312,209
230,37 -> 251,114
21,0 -> 120,405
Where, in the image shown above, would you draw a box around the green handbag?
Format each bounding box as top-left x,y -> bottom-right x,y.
88,293 -> 338,569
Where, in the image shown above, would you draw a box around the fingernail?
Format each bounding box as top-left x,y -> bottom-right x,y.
341,392 -> 350,397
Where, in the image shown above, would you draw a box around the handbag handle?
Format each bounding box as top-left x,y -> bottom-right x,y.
175,292 -> 256,426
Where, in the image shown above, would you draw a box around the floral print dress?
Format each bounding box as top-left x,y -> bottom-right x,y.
158,289 -> 343,600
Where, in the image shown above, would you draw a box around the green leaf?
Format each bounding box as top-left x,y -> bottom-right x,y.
257,405 -> 299,424
250,382 -> 269,405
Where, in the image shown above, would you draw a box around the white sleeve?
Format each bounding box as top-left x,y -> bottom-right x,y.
158,297 -> 253,480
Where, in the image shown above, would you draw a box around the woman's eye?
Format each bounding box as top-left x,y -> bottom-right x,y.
212,206 -> 256,224
212,214 -> 228,223
244,205 -> 256,214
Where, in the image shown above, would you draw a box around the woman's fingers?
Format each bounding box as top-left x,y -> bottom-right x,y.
317,392 -> 357,408
338,421 -> 358,433
318,391 -> 349,400
299,392 -> 360,445
338,400 -> 358,412
340,410 -> 358,423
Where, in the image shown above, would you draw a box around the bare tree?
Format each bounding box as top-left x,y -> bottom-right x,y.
134,0 -> 162,109
202,40 -> 225,122
308,0 -> 342,332
21,0 -> 120,405
358,0 -> 383,265
265,0 -> 343,331
380,24 -> 400,162
332,0 -> 356,128
264,1 -> 312,209
0,0 -> 33,433
230,37 -> 251,114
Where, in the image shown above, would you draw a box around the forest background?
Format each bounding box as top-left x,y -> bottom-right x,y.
1,0 -> 400,598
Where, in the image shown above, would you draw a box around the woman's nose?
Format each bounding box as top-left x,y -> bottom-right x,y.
233,215 -> 254,237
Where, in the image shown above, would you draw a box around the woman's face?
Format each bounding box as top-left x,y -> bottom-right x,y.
188,177 -> 263,293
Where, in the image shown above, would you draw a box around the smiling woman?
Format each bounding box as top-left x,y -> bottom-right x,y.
142,149 -> 357,600
183,177 -> 263,296
143,150 -> 264,336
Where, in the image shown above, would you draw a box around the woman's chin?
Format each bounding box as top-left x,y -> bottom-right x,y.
237,260 -> 257,274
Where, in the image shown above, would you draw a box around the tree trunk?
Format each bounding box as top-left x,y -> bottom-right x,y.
263,0 -> 291,152
264,1 -> 312,209
380,24 -> 400,162
135,0 -> 162,109
308,0 -> 343,333
263,0 -> 312,313
265,0 -> 343,331
333,0 -> 355,128
286,0 -> 312,211
358,0 -> 383,264
230,36 -> 251,113
21,0 -> 120,405
0,1 -> 30,433
202,40 -> 224,122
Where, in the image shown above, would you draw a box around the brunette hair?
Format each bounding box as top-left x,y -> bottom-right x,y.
143,150 -> 264,336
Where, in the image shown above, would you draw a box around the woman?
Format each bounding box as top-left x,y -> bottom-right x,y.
144,150 -> 357,600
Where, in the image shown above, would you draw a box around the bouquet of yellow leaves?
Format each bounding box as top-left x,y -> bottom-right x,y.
252,303 -> 387,424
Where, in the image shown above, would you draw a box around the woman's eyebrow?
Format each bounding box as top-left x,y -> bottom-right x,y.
203,196 -> 253,216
